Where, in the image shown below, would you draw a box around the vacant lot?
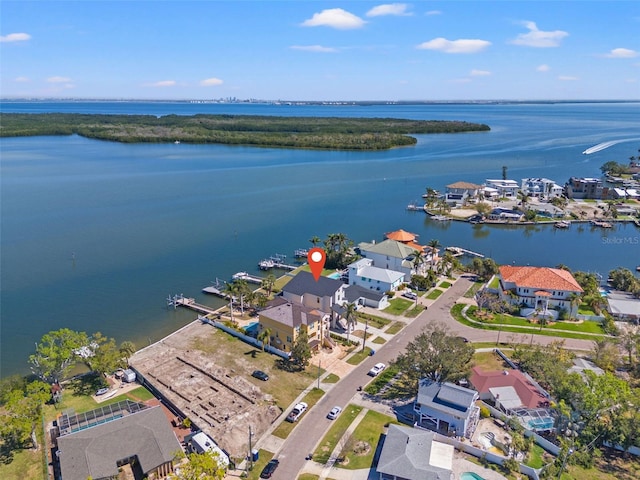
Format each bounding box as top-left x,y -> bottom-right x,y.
130,320 -> 321,458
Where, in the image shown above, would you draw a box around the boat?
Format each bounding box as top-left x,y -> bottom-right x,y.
258,258 -> 275,270
294,248 -> 309,258
554,220 -> 571,229
406,202 -> 422,211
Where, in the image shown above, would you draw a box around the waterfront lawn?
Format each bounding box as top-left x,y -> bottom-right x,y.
385,322 -> 405,335
341,410 -> 397,470
313,404 -> 363,464
346,347 -> 373,365
383,298 -> 412,315
0,426 -> 45,480
272,388 -> 324,439
356,312 -> 390,329
426,289 -> 444,300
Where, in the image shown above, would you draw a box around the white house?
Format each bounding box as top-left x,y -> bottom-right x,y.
485,179 -> 519,198
358,239 -> 428,281
348,258 -> 405,293
497,265 -> 584,318
444,181 -> 483,206
414,379 -> 480,438
521,177 -> 563,198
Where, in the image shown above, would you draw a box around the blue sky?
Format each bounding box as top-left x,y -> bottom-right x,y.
1,1 -> 639,101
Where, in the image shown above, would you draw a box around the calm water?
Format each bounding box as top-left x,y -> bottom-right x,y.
1,101 -> 639,377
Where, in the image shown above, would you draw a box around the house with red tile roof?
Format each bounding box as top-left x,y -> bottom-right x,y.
497,265 -> 583,318
469,366 -> 549,413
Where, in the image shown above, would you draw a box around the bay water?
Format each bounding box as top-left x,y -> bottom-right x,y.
1,101 -> 639,377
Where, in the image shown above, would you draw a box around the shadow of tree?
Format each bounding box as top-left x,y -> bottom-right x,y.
67,373 -> 105,397
0,441 -> 16,465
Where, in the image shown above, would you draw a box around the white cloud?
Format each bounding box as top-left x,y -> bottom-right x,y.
147,80 -> 177,87
0,32 -> 31,43
537,64 -> 550,72
511,21 -> 568,47
290,45 -> 338,53
558,75 -> 578,81
470,69 -> 491,76
47,76 -> 72,83
425,10 -> 442,16
604,48 -> 638,58
14,76 -> 30,82
367,4 -> 411,17
302,8 -> 366,29
200,77 -> 224,86
417,37 -> 491,54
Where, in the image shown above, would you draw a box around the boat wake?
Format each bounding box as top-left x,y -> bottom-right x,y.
582,138 -> 639,155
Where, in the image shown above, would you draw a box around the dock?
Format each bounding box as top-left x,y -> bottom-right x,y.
446,246 -> 485,258
201,279 -> 229,297
258,253 -> 298,271
168,295 -> 220,316
231,271 -> 264,284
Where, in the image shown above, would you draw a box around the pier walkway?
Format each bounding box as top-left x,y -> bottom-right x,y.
169,295 -> 220,316
446,246 -> 485,258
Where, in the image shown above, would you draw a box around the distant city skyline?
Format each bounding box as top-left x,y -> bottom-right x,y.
1,1 -> 639,101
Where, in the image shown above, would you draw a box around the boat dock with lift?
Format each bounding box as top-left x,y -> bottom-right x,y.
231,271 -> 264,284
258,253 -> 297,271
445,246 -> 485,258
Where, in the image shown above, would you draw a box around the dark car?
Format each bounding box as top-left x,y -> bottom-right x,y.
260,459 -> 279,478
252,370 -> 269,381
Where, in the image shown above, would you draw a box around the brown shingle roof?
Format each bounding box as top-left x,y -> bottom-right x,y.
446,181 -> 483,189
499,266 -> 583,293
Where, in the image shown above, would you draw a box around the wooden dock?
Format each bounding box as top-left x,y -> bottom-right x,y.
446,246 -> 485,258
232,272 -> 264,284
171,296 -> 220,316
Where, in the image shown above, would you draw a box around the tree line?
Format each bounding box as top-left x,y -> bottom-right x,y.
0,113 -> 490,150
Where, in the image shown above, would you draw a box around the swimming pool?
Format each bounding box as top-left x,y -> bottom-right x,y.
528,417 -> 554,430
328,272 -> 342,279
461,473 -> 486,480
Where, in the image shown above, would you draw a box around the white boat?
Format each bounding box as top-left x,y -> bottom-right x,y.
259,259 -> 275,270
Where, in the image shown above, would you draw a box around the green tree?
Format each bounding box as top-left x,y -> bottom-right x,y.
261,273 -> 277,297
475,201 -> 492,217
257,327 -> 272,352
502,165 -> 508,181
85,332 -> 124,376
427,239 -> 441,268
29,328 -> 89,383
393,323 -> 474,388
119,340 -> 136,365
172,450 -> 226,480
591,339 -> 620,372
222,281 -> 237,323
0,380 -> 50,450
410,249 -> 425,276
291,330 -> 311,370
424,187 -> 439,207
309,235 -> 321,247
342,302 -> 358,344
323,232 -> 354,270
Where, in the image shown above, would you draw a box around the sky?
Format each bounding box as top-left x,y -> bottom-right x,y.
1,1 -> 639,101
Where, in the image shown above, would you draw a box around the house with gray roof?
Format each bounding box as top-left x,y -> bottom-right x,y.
377,424 -> 454,480
606,290 -> 640,323
281,271 -> 346,326
344,284 -> 389,309
56,405 -> 181,480
357,239 -> 421,281
348,258 -> 405,293
414,379 -> 480,438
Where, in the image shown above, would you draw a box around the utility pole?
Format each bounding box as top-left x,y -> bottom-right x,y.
248,425 -> 253,471
317,360 -> 321,389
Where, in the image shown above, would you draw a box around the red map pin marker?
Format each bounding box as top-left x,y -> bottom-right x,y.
307,247 -> 326,281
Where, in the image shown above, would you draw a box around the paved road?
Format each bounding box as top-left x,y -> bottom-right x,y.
270,277 -> 594,479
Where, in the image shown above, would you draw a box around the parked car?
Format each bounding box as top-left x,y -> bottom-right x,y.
252,370 -> 269,381
327,406 -> 342,420
402,290 -> 418,300
259,459 -> 279,478
286,402 -> 308,422
368,362 -> 386,377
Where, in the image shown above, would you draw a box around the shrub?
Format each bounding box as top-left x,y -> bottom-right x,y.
480,405 -> 491,419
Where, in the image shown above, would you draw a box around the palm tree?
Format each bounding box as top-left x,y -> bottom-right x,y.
410,249 -> 425,276
427,239 -> 441,268
119,341 -> 136,365
257,327 -> 272,352
261,273 -> 276,297
343,302 -> 358,344
567,293 -> 581,319
309,235 -> 321,247
234,279 -> 250,315
222,281 -> 237,323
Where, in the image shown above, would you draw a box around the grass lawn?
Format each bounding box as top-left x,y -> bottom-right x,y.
272,388 -> 324,439
364,366 -> 399,395
297,475 -> 320,480
426,289 -> 444,300
346,347 -> 373,366
578,304 -> 597,316
404,305 -> 424,318
313,404 -> 363,464
356,312 -> 390,329
525,444 -> 545,469
245,449 -> 274,480
383,298 -> 413,315
385,322 -> 404,335
322,373 -> 340,384
439,281 -> 452,288
488,276 -> 500,289
0,426 -> 45,480
341,410 -> 396,470
191,328 -> 326,412
472,351 -> 511,371
451,304 -> 606,341
464,280 -> 485,298
371,336 -> 386,345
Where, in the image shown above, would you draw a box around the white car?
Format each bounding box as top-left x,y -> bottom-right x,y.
368,362 -> 386,377
402,290 -> 418,300
327,406 -> 342,420
286,402 -> 308,422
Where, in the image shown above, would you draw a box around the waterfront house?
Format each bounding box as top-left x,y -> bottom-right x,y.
358,238 -> 435,280
521,178 -> 564,198
611,188 -> 640,201
414,379 -> 480,438
497,265 -> 584,318
486,207 -> 523,222
606,290 -> 640,324
564,177 -> 606,199
258,301 -> 330,352
485,179 -> 519,198
57,404 -> 181,480
376,424 -> 454,480
384,229 -> 439,263
347,258 -> 405,293
444,181 -> 483,206
281,271 -> 346,326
